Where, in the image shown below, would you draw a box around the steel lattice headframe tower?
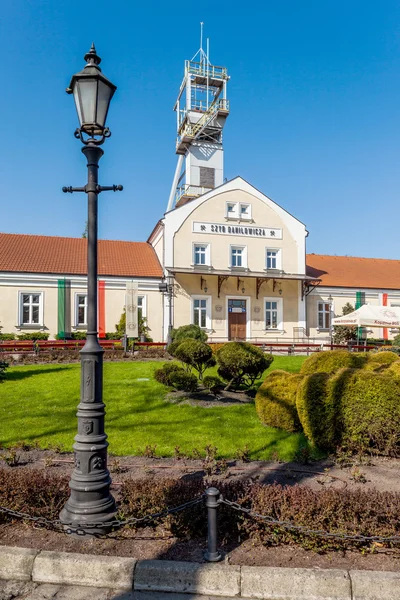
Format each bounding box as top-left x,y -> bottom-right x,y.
167,24 -> 230,212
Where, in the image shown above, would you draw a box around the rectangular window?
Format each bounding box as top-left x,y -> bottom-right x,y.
239,203 -> 251,219
20,293 -> 42,325
194,244 -> 207,265
76,294 -> 87,326
226,202 -> 237,218
226,202 -> 252,220
266,248 -> 281,270
193,298 -> 208,328
265,301 -> 278,329
138,296 -> 143,322
264,297 -> 283,330
231,247 -> 243,267
318,302 -> 331,329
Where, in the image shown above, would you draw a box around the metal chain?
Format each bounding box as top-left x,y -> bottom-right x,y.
219,497 -> 400,544
0,496 -> 204,536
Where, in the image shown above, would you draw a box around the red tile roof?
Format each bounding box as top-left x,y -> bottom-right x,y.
1,233 -> 398,289
306,254 -> 400,290
0,233 -> 163,278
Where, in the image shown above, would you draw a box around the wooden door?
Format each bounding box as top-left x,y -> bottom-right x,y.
228,300 -> 247,341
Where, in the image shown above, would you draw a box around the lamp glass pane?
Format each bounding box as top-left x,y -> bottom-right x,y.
96,80 -> 114,128
72,86 -> 83,126
75,79 -> 98,125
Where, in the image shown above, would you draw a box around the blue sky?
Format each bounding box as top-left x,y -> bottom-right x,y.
1,1 -> 400,259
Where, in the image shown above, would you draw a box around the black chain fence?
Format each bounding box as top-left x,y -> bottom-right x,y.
0,496 -> 204,537
2,487 -> 400,555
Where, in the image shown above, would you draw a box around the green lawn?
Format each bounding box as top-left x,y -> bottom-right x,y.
0,356 -> 308,461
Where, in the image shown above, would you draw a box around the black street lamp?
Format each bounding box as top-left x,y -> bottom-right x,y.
60,45 -> 123,534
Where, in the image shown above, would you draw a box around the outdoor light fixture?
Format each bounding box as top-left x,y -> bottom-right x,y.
241,285 -> 245,294
60,45 -> 122,535
66,43 -> 117,144
201,276 -> 208,293
279,287 -> 283,295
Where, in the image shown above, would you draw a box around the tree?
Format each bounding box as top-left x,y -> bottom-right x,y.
332,302 -> 358,344
216,342 -> 273,390
173,339 -> 216,380
170,324 -> 208,343
82,221 -> 88,239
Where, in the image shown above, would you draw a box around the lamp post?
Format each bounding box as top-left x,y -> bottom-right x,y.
60,45 -> 123,534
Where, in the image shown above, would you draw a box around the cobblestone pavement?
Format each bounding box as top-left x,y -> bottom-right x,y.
0,581 -> 241,600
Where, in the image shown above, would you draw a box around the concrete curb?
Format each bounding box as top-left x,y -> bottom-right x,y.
0,546 -> 400,599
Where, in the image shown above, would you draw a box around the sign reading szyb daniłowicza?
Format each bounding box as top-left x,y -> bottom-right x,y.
192,221 -> 282,239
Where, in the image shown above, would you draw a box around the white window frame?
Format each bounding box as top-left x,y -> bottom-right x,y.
265,248 -> 282,271
191,295 -> 211,330
225,202 -> 238,219
230,245 -> 247,268
264,297 -> 283,330
225,201 -> 252,221
239,202 -> 252,220
75,293 -> 88,327
317,301 -> 331,330
192,242 -> 211,267
18,291 -> 44,327
137,295 -> 147,321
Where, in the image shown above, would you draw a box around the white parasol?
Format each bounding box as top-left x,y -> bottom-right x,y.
332,305 -> 400,328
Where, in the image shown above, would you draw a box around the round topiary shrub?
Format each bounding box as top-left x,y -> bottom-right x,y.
296,371 -> 340,450
168,370 -> 198,392
255,370 -> 303,432
154,362 -> 184,386
166,341 -> 182,358
173,339 -> 216,379
338,370 -> 400,454
300,350 -> 366,376
170,324 -> 208,343
365,351 -> 400,372
203,375 -> 224,395
216,342 -> 273,389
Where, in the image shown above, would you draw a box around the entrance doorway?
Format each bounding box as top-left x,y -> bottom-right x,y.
228,299 -> 247,341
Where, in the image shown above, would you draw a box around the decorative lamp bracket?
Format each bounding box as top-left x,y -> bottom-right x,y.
217,275 -> 229,298
256,277 -> 269,299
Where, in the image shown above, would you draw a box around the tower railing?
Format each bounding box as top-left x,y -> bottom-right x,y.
177,99 -> 230,144
175,184 -> 213,203
185,60 -> 228,80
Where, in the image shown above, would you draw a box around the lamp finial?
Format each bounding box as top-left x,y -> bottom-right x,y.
84,43 -> 101,67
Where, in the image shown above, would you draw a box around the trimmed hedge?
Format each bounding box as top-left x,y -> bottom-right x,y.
296,372 -> 337,449
365,351 -> 400,371
256,371 -> 303,433
16,332 -> 50,341
300,350 -> 367,375
339,370 -> 400,454
387,360 -> 400,378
